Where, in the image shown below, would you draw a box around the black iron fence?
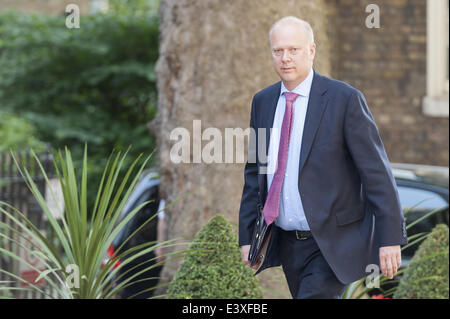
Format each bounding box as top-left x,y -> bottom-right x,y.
0,149 -> 60,298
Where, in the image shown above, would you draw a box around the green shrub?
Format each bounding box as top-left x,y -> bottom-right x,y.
166,215 -> 263,299
394,224 -> 449,299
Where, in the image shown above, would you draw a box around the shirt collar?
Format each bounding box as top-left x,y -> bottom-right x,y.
280,67 -> 314,98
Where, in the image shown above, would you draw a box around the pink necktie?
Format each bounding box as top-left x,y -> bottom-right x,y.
262,92 -> 299,225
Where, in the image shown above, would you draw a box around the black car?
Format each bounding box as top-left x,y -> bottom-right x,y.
391,163 -> 449,263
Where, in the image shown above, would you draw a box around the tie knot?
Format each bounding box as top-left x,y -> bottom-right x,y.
284,92 -> 299,104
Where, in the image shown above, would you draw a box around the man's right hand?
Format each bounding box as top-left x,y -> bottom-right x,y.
241,245 -> 260,270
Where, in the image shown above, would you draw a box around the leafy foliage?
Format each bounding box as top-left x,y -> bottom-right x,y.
394,224 -> 449,299
0,9 -> 159,208
166,215 -> 263,299
109,0 -> 161,16
0,112 -> 47,152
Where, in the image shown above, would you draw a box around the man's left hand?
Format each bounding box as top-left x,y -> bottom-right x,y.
379,245 -> 402,279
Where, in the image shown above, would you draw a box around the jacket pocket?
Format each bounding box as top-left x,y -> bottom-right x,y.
335,209 -> 364,226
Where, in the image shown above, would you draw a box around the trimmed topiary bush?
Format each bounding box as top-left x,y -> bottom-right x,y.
394,224 -> 449,299
166,214 -> 263,298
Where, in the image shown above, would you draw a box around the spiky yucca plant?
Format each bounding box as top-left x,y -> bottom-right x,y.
0,146 -> 173,298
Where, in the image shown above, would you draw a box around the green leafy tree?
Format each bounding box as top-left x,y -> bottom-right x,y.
0,112 -> 46,152
167,215 -> 263,299
109,0 -> 161,16
0,8 -> 159,208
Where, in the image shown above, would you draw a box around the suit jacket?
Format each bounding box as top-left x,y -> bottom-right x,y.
238,69 -> 408,284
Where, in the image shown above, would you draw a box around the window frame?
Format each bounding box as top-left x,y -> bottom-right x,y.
423,0 -> 449,117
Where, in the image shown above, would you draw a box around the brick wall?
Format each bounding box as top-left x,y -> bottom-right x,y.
330,0 -> 449,166
0,0 -> 91,15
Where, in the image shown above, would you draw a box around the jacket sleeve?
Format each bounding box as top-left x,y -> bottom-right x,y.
344,89 -> 408,247
238,96 -> 260,247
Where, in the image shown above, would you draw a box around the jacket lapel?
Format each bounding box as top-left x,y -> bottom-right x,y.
298,71 -> 329,175
259,82 -> 281,204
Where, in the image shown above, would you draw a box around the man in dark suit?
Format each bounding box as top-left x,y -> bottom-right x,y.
238,16 -> 408,299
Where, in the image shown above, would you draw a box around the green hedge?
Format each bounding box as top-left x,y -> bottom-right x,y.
166,215 -> 263,299
394,224 -> 449,299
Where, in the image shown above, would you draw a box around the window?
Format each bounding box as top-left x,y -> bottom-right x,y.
398,186 -> 447,210
423,0 -> 449,117
397,186 -> 449,259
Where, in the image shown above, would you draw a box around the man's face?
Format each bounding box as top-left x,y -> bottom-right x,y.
270,24 -> 315,90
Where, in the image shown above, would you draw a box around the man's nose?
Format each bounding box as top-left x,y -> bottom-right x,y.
281,50 -> 291,62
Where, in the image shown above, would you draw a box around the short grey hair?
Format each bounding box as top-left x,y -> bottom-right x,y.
269,16 -> 315,46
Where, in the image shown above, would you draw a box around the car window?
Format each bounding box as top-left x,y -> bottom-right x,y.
113,188 -> 159,249
397,186 -> 448,211
397,186 -> 449,260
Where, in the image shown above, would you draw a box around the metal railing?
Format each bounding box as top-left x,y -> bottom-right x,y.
0,149 -> 60,299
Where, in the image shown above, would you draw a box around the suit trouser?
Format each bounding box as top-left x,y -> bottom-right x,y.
279,227 -> 348,299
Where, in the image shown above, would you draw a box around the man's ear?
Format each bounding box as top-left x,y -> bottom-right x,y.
309,43 -> 316,59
